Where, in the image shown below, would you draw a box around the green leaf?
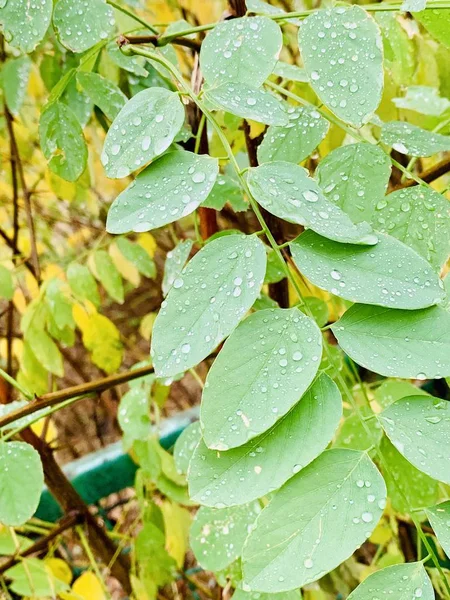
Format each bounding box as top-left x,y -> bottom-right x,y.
0,529 -> 32,555
67,262 -> 100,307
118,387 -> 151,446
290,230 -> 444,310
247,162 -> 377,245
334,411 -> 382,452
101,88 -> 185,178
116,237 -> 156,278
381,121 -> 450,157
6,559 -> 69,597
76,71 -> 127,121
174,422 -> 201,476
200,16 -> 282,88
414,9 -> 450,49
2,56 -> 31,116
426,501 -> 450,557
316,143 -> 391,224
162,239 -> 193,297
202,174 -> 246,212
135,522 -> 177,588
106,40 -> 148,77
301,296 -> 329,328
0,265 -> 14,300
264,250 -> 285,284
380,436 -> 438,513
200,308 -> 322,450
45,278 -> 74,330
233,590 -> 301,600
393,85 -> 450,116
299,6 -> 383,127
93,250 -> 124,303
0,442 -> 44,526
272,61 -> 308,82
372,186 -> 450,271
331,304 -> 450,378
53,0 -> 115,53
61,75 -> 93,128
257,106 -> 328,165
242,449 -> 386,592
106,150 -> 218,232
39,101 -> 88,182
0,0 -> 52,54
373,379 -> 428,409
190,374 -> 341,506
27,326 -> 64,376
375,13 -> 415,87
151,234 -> 266,378
347,562 -> 433,600
379,395 -> 450,485
190,503 -> 261,571
205,83 -> 288,126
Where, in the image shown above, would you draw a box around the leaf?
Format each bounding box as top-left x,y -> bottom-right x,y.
116,237 -> 156,279
6,559 -> 69,597
106,40 -> 148,77
379,395 -> 450,485
118,387 -> 151,447
202,174 -> 247,212
45,278 -> 74,330
106,150 -> 218,233
334,411 -> 382,452
205,83 -> 288,126
380,436 -> 439,513
299,6 -> 383,127
247,162 -> 378,245
101,88 -> 185,178
71,572 -> 106,600
39,102 -> 88,182
162,239 -> 193,297
2,55 -> 31,115
174,421 -> 201,475
0,265 -> 14,300
272,61 -> 308,82
347,562 -> 433,600
76,71 -> 127,121
61,75 -> 93,128
381,121 -> 450,157
242,449 -> 386,592
233,590 -> 301,600
53,0 -> 115,53
414,9 -> 450,49
402,0 -> 426,10
372,186 -> 450,271
393,85 -> 450,116
426,501 -> 450,557
67,262 -> 100,307
151,234 -> 266,378
135,522 -> 177,588
200,308 -> 322,450
190,503 -> 261,571
290,230 -> 444,310
27,326 -> 64,376
190,374 -> 341,506
316,143 -> 391,224
375,13 -> 415,87
0,441 -> 44,526
93,250 -> 124,303
0,0 -> 52,53
331,304 -> 450,378
257,106 -> 328,165
373,379 -> 428,409
200,16 -> 282,88
161,500 -> 191,568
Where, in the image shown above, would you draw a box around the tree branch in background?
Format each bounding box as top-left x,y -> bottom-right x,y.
394,155 -> 450,190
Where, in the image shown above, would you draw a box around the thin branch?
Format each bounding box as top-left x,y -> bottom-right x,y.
122,34 -> 200,51
393,155 -> 450,190
0,229 -> 36,277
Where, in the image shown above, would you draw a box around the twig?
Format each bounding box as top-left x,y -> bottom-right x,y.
393,155 -> 450,190
122,34 -> 200,51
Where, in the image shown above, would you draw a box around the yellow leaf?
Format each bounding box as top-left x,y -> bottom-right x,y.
25,271 -> 40,299
248,120 -> 265,139
45,558 -> 73,585
369,519 -> 392,545
42,264 -> 64,281
139,312 -> 157,341
13,288 -> 27,314
32,418 -> 57,444
136,232 -> 157,258
60,572 -> 106,600
160,500 -> 191,568
109,243 -> 140,287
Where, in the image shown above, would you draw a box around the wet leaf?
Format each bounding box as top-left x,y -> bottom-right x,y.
347,562 -> 433,600
393,85 -> 450,116
272,61 -> 308,82
2,55 -> 31,115
381,121 -> 450,157
93,250 -> 124,303
174,422 -> 201,475
426,501 -> 450,557
162,239 -> 193,297
77,71 -> 127,121
0,0 -> 52,53
53,0 -> 115,53
414,9 -> 450,49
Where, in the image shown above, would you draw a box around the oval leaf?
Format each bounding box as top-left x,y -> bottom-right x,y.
242,449 -> 386,592
77,71 -> 127,121
381,121 -> 450,157
257,106 -> 328,165
0,441 -> 44,526
151,234 -> 266,378
101,88 -> 185,179
247,162 -> 377,245
331,304 -> 450,378
39,102 -> 87,182
372,186 -> 450,271
205,83 -> 288,126
190,503 -> 260,571
0,0 -> 52,53
299,6 -> 383,127
106,150 -> 219,233
2,56 -> 32,116
316,143 -> 391,224
426,501 -> 450,558
379,395 -> 450,485
200,16 -> 282,87
290,230 -> 444,310
190,374 -> 341,506
200,308 -> 323,450
53,0 -> 115,53
347,563 -> 434,600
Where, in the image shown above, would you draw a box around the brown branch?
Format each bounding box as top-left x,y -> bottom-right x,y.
0,228 -> 36,277
123,34 -> 201,52
393,156 -> 450,190
228,0 -> 248,16
0,512 -> 83,574
0,364 -> 155,430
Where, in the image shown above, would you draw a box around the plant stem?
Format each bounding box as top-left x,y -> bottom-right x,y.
106,0 -> 158,33
0,367 -> 33,400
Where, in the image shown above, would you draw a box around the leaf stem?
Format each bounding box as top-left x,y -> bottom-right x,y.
106,0 -> 158,33
0,367 -> 33,401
